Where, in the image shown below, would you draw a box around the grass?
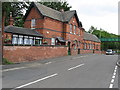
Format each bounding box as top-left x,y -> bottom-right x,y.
2,58 -> 14,65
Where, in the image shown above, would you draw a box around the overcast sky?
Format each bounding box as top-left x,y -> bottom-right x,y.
67,0 -> 119,35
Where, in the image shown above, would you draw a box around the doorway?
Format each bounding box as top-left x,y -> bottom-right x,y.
68,42 -> 71,55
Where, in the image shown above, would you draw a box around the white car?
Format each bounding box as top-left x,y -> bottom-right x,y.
106,49 -> 114,55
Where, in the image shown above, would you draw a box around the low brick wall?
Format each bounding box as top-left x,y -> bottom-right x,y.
71,49 -> 101,55
94,50 -> 101,54
3,46 -> 68,63
101,51 -> 106,54
71,49 -> 78,55
80,49 -> 93,54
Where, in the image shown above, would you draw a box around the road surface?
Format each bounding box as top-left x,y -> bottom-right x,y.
2,54 -> 118,89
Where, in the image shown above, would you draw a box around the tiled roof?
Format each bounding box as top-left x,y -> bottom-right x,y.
4,26 -> 43,37
83,32 -> 101,42
56,37 -> 66,42
34,2 -> 63,21
24,2 -> 82,27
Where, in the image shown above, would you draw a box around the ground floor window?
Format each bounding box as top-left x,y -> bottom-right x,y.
18,36 -> 23,44
12,34 -> 42,45
84,43 -> 87,49
73,40 -> 78,50
35,37 -> 42,45
12,35 -> 18,44
51,38 -> 55,45
24,36 -> 29,44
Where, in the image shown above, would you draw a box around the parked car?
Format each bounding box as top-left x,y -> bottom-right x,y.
106,49 -> 114,55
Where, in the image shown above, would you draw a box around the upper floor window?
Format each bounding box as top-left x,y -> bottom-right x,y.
31,19 -> 36,29
78,29 -> 80,36
74,25 -> 76,34
69,24 -> 72,33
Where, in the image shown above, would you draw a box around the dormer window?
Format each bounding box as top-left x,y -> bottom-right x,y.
31,19 -> 36,29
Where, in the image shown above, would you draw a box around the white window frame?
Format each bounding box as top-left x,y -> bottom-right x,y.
29,36 -> 33,45
69,24 -> 72,34
74,25 -> 76,34
51,38 -> 55,45
78,29 -> 80,36
18,35 -> 23,44
31,19 -> 36,29
24,36 -> 29,44
84,43 -> 87,49
12,35 -> 18,44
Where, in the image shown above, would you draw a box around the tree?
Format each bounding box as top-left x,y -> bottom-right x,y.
88,26 -> 97,34
40,0 -> 72,11
2,1 -> 71,27
2,2 -> 29,27
90,26 -> 120,51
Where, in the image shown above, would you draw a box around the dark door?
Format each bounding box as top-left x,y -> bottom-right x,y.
68,42 -> 71,55
78,48 -> 80,54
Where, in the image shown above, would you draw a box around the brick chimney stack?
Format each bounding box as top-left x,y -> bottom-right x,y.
9,12 -> 14,25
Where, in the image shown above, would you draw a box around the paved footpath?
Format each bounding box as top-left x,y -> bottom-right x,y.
2,54 -> 119,89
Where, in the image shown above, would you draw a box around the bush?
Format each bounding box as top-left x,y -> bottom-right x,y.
2,58 -> 14,65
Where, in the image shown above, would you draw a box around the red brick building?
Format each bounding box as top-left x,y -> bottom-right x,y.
3,2 -> 101,63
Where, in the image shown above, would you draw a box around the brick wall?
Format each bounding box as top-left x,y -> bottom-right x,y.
3,46 -> 68,63
70,49 -> 101,55
94,50 -> 101,54
80,49 -> 93,54
71,49 -> 78,55
24,7 -> 44,28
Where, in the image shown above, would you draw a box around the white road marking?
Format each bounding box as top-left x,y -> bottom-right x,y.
68,63 -> 84,71
109,65 -> 118,88
112,75 -> 115,79
109,84 -> 113,88
113,72 -> 116,76
114,69 -> 117,73
13,73 -> 58,89
111,79 -> 114,83
115,66 -> 117,70
2,67 -> 26,72
45,62 -> 52,65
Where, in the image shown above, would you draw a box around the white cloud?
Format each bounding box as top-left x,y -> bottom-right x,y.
67,0 -> 119,35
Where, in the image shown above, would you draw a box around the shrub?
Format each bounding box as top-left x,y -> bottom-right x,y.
2,58 -> 14,65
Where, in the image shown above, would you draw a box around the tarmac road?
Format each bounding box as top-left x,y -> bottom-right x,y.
2,54 -> 118,89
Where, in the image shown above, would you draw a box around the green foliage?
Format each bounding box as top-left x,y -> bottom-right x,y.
4,38 -> 11,43
2,2 -> 29,27
2,1 -> 71,27
88,26 -> 97,33
2,58 -> 14,65
40,0 -> 72,11
88,26 -> 120,51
